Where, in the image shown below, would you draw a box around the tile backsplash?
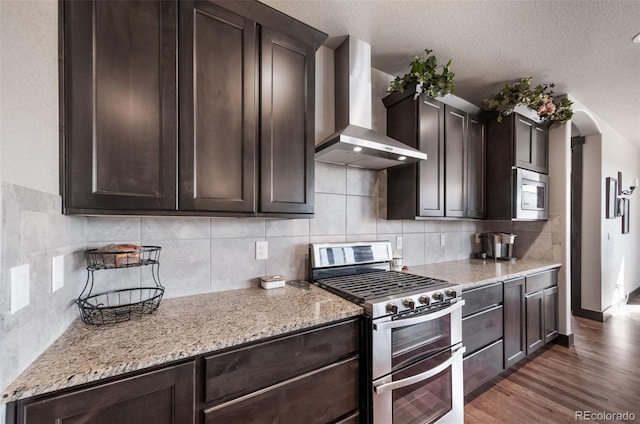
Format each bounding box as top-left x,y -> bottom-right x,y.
0,162 -> 557,393
84,162 -> 495,299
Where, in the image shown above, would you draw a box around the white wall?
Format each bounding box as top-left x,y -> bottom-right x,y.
581,134 -> 602,311
599,127 -> 640,309
548,123 -> 572,335
0,0 -> 59,194
571,96 -> 640,313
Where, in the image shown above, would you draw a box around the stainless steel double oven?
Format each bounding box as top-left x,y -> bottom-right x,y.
311,241 -> 465,424
370,298 -> 465,424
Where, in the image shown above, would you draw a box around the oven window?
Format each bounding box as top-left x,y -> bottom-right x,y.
392,350 -> 453,424
391,313 -> 451,369
522,179 -> 545,210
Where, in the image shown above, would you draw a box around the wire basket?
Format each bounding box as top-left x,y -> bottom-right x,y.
77,287 -> 164,326
85,246 -> 161,270
77,245 -> 164,325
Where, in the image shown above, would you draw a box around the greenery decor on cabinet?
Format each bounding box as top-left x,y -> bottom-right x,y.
481,77 -> 573,123
387,49 -> 455,99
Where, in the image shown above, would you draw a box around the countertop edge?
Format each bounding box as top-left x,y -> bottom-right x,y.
1,294 -> 363,404
459,262 -> 562,290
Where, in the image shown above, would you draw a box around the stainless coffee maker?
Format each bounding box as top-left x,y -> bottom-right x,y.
480,232 -> 517,261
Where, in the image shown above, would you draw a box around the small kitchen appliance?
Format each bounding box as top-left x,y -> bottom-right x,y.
480,232 -> 517,260
310,241 -> 465,424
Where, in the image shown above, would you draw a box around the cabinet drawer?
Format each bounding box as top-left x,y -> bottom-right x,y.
203,357 -> 359,424
462,282 -> 503,317
463,339 -> 504,396
204,319 -> 358,404
462,305 -> 503,355
525,268 -> 559,294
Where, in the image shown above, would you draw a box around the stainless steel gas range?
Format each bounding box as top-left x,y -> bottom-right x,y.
310,241 -> 465,424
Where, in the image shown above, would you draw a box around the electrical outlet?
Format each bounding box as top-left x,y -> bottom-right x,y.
11,264 -> 30,313
52,255 -> 65,292
396,236 -> 403,250
440,234 -> 446,247
256,241 -> 268,260
475,233 -> 481,244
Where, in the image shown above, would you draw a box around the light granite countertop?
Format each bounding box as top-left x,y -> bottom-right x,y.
406,258 -> 562,290
1,284 -> 363,403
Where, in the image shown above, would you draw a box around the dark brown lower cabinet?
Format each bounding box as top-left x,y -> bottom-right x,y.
503,277 -> 526,368
544,286 -> 559,343
7,318 -> 360,424
204,319 -> 359,404
203,357 -> 358,424
462,305 -> 503,355
461,283 -> 504,397
526,290 -> 545,355
18,362 -> 195,424
461,268 -> 560,401
463,339 -> 503,396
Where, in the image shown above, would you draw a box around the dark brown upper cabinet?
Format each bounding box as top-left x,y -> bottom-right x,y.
178,1 -> 257,213
467,115 -> 486,219
62,0 -> 178,213
444,105 -> 467,218
383,91 -> 485,219
487,113 -> 549,175
62,0 -> 325,217
259,28 -> 315,214
385,94 -> 445,219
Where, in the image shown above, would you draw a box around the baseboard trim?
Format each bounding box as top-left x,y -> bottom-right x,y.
555,333 -> 574,347
572,307 -> 611,322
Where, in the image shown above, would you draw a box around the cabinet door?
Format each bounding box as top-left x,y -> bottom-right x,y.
532,124 -> 549,173
503,277 -> 526,368
260,28 -> 315,214
544,286 -> 559,343
444,105 -> 467,217
466,115 -> 486,218
64,0 -> 177,212
178,1 -> 257,212
514,116 -> 533,170
514,115 -> 549,174
21,362 -> 195,423
417,98 -> 446,217
525,291 -> 545,355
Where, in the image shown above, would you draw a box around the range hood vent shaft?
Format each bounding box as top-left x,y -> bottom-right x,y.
314,37 -> 427,169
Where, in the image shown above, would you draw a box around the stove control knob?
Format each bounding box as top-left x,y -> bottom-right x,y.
445,289 -> 458,298
386,303 -> 398,314
418,295 -> 430,305
403,299 -> 415,309
432,292 -> 443,301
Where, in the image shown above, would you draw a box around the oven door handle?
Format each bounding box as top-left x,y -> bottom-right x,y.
373,345 -> 466,395
373,299 -> 465,331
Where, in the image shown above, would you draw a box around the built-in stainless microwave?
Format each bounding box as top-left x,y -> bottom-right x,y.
514,168 -> 549,220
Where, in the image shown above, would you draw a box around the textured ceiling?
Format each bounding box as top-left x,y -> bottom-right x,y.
263,0 -> 640,146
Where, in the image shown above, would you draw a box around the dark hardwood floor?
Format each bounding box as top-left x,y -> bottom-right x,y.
465,295 -> 640,423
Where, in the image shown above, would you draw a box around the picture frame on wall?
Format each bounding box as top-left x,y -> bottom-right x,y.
622,198 -> 630,234
606,177 -> 617,219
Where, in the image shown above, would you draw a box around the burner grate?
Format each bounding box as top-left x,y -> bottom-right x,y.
316,271 -> 448,304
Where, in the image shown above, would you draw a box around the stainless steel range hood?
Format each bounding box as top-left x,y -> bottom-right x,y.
315,37 -> 426,169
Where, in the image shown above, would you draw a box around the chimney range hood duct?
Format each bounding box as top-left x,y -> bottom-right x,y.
315,37 -> 426,170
